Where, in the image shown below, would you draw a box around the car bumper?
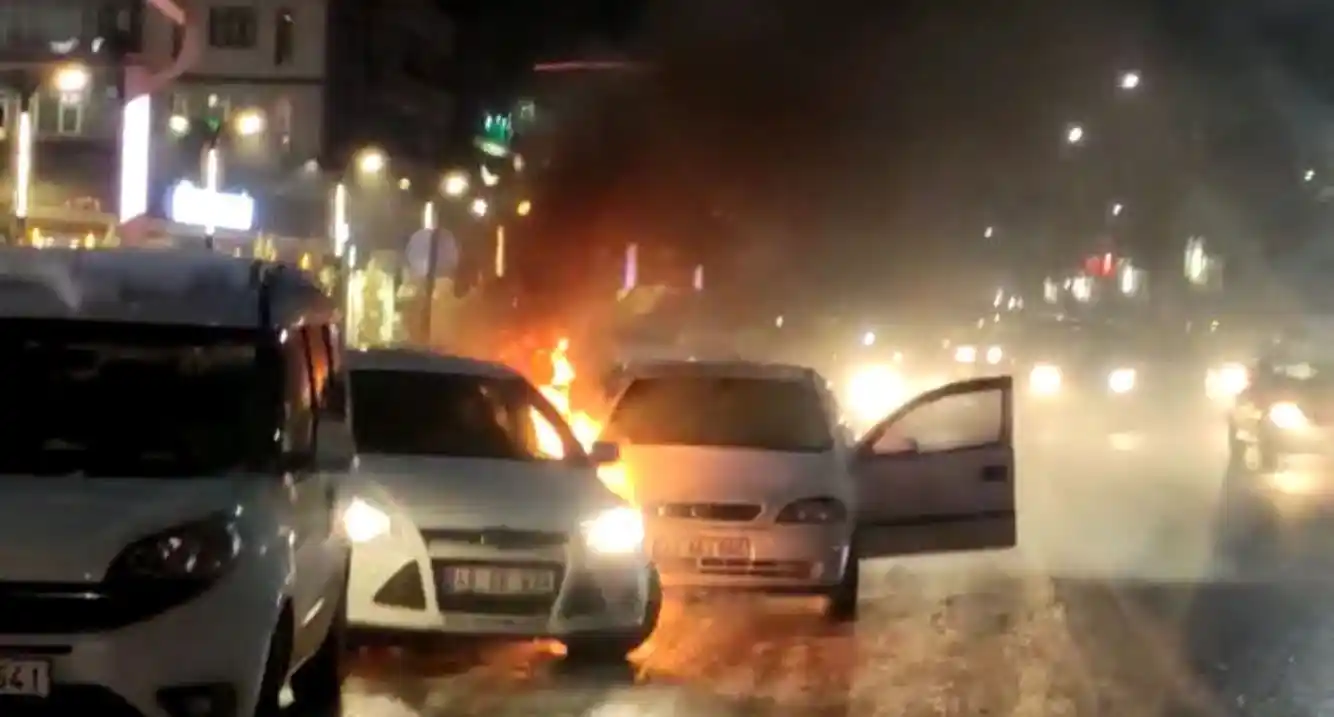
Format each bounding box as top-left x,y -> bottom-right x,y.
648,521 -> 852,592
347,532 -> 653,640
0,563 -> 278,717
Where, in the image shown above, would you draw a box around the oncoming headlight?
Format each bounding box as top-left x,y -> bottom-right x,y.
845,364 -> 906,421
985,346 -> 1003,365
342,498 -> 391,543
954,345 -> 977,363
1030,364 -> 1062,394
1269,401 -> 1308,430
582,506 -> 644,555
1108,368 -> 1136,394
1207,363 -> 1249,400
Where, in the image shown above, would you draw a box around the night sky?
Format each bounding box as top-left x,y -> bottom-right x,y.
437,0 -> 1334,310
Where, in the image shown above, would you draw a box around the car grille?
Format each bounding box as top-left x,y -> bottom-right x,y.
654,503 -> 762,522
0,581 -> 200,635
657,558 -> 814,579
430,560 -> 565,616
420,528 -> 569,550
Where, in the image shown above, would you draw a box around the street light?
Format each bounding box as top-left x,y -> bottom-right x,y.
1111,202 -> 1124,216
52,64 -> 90,94
1304,169 -> 1316,183
441,171 -> 469,197
233,109 -> 265,137
516,199 -> 532,217
470,197 -> 488,217
1118,71 -> 1140,91
983,225 -> 994,239
356,147 -> 386,175
1066,124 -> 1085,145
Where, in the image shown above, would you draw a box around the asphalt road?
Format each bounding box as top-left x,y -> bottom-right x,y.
331,411 -> 1334,716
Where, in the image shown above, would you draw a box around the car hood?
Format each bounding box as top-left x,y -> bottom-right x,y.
617,444 -> 850,514
0,475 -> 249,582
351,454 -> 620,532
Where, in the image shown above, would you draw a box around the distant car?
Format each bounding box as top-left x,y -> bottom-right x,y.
343,348 -> 659,660
602,359 -> 1018,622
0,248 -> 352,717
1227,357 -> 1334,475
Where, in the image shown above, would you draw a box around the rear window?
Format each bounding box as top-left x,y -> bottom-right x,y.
604,375 -> 833,453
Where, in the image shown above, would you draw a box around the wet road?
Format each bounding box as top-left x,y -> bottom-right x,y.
334,415 -> 1334,716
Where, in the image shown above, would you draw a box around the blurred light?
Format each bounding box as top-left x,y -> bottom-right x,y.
494,225 -> 505,278
985,346 -> 1003,364
168,180 -> 255,232
480,164 -> 499,187
168,114 -> 189,135
516,199 -> 532,216
775,315 -> 784,328
1118,71 -> 1140,90
422,200 -> 435,231
862,331 -> 876,347
13,110 -> 31,218
1066,124 -> 1085,144
119,95 -> 150,222
1304,169 -> 1316,183
983,226 -> 994,239
692,264 -> 704,292
332,182 -> 349,257
441,171 -> 469,197
469,197 -> 488,217
954,345 -> 977,363
1269,402 -> 1308,430
52,63 -> 90,94
1111,202 -> 1123,216
1206,363 -> 1249,401
397,177 -> 410,190
623,243 -> 638,292
513,154 -> 526,171
356,148 -> 386,175
1030,364 -> 1062,395
1108,368 -> 1136,394
233,109 -> 264,136
845,364 -> 907,424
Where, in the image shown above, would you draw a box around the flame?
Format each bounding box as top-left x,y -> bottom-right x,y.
528,337 -> 633,502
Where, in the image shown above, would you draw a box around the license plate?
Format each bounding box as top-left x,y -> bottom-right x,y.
0,659 -> 49,697
656,536 -> 752,559
441,567 -> 556,595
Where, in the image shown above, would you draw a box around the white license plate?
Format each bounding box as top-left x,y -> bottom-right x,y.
656,536 -> 752,559
443,567 -> 556,595
0,659 -> 50,697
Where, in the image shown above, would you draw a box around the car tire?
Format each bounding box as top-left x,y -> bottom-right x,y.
564,568 -> 662,664
289,578 -> 348,713
823,542 -> 860,624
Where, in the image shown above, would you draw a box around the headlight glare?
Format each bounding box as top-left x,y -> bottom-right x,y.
985,346 -> 1003,364
1269,401 -> 1308,430
1030,364 -> 1062,394
1108,368 -> 1136,394
582,506 -> 644,555
342,498 -> 391,543
954,345 -> 977,363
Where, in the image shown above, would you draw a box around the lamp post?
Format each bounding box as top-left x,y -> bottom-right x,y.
420,169 -> 470,342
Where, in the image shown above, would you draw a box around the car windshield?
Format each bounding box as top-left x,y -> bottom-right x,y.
0,318 -> 279,476
605,375 -> 833,452
350,368 -> 569,459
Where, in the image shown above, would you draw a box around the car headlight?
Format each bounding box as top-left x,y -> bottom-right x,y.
1108,368 -> 1136,394
954,345 -> 977,363
1269,401 -> 1308,430
1030,364 -> 1062,394
582,506 -> 644,555
845,364 -> 906,421
775,497 -> 848,524
107,512 -> 241,584
342,498 -> 391,543
985,346 -> 1003,365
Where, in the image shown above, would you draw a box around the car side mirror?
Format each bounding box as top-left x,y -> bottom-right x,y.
588,440 -> 621,465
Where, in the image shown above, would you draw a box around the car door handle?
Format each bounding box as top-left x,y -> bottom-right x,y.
980,465 -> 1008,482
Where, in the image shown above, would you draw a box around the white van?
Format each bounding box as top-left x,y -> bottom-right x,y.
0,247 -> 353,717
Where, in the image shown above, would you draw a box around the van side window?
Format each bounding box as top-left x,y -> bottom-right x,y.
282,331 -> 316,457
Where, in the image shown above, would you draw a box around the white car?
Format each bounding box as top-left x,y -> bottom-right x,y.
343,348 -> 659,660
0,248 -> 353,716
603,360 -> 1016,621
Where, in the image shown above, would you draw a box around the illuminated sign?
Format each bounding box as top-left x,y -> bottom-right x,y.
167,180 -> 255,231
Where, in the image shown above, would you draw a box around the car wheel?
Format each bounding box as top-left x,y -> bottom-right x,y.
564,568 -> 662,663
289,579 -> 348,712
823,542 -> 860,624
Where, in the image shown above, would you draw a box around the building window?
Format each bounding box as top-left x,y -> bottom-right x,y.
274,96 -> 292,150
57,103 -> 82,135
35,96 -> 83,136
208,6 -> 257,49
273,8 -> 293,65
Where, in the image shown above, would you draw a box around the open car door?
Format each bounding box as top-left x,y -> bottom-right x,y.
852,375 -> 1015,558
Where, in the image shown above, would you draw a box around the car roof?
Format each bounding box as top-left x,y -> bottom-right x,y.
619,358 -> 817,383
0,246 -> 331,328
349,347 -> 524,380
